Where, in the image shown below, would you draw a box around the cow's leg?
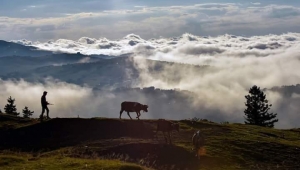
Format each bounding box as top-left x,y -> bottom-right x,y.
136,111 -> 140,120
119,109 -> 124,119
127,112 -> 132,120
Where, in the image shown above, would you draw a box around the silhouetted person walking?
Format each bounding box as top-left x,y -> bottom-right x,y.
40,91 -> 50,121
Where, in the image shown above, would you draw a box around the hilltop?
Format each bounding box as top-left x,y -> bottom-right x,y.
0,116 -> 299,170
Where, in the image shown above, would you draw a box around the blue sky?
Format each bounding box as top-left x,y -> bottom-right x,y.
1,0 -> 300,41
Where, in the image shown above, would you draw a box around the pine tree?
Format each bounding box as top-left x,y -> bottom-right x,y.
4,96 -> 19,116
244,85 -> 278,127
22,106 -> 34,118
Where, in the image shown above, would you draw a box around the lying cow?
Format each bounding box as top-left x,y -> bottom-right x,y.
119,101 -> 148,120
192,130 -> 205,158
156,119 -> 179,144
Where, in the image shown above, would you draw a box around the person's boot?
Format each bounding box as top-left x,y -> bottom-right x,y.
39,115 -> 44,122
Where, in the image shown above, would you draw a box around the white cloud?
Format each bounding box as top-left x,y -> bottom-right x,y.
251,2 -> 261,6
134,6 -> 147,8
0,78 -> 198,121
4,31 -> 300,128
0,79 -> 93,118
0,78 -> 150,119
263,5 -> 300,18
13,32 -> 300,58
129,41 -> 300,128
2,3 -> 300,41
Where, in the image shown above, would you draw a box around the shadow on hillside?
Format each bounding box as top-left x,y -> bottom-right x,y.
0,118 -> 155,151
97,143 -> 201,170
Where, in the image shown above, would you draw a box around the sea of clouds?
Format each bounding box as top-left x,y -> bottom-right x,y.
3,32 -> 300,128
12,32 -> 300,57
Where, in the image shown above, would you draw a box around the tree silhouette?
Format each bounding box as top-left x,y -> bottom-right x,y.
244,85 -> 278,127
4,96 -> 19,116
22,106 -> 34,118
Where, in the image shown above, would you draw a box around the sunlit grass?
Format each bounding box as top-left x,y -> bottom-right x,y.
178,120 -> 300,170
0,154 -> 146,170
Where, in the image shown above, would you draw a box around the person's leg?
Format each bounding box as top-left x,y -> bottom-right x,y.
46,106 -> 50,119
40,107 -> 45,121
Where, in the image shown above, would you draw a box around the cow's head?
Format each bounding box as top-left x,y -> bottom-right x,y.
172,123 -> 180,132
142,105 -> 148,112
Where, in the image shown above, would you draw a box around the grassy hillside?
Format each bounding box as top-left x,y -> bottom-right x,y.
0,116 -> 299,170
0,154 -> 147,170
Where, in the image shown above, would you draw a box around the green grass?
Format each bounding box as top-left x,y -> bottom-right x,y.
178,120 -> 300,170
0,154 -> 147,170
1,118 -> 300,170
0,113 -> 38,130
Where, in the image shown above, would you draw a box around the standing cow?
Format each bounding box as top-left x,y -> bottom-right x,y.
119,101 -> 148,120
156,119 -> 179,144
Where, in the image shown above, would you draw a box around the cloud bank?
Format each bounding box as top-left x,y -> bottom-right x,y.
0,76 -> 299,129
2,3 -> 300,41
0,79 -> 202,122
11,32 -> 300,57
124,33 -> 300,129
2,32 -> 300,129
0,79 -> 152,119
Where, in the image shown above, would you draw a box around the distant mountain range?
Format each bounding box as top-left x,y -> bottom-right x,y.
0,40 -> 117,58
1,40 -> 300,92
0,40 -> 211,88
0,40 -> 52,57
